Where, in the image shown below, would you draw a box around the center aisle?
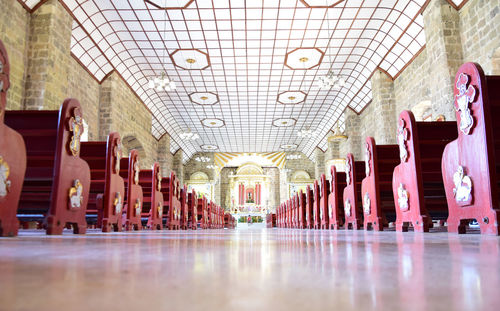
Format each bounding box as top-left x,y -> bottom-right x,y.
0,229 -> 499,310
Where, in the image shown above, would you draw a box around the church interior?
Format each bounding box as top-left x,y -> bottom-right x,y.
1,0 -> 500,310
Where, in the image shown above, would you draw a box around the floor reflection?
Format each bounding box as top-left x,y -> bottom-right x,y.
0,229 -> 499,310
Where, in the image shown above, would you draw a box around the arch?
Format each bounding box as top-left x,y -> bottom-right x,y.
122,135 -> 147,161
190,171 -> 209,182
291,170 -> 311,183
411,100 -> 432,121
492,46 -> 500,75
236,162 -> 264,175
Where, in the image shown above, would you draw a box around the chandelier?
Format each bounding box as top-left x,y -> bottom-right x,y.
195,156 -> 210,162
297,127 -> 317,138
179,130 -> 199,141
317,0 -> 346,90
286,154 -> 302,160
148,72 -> 176,92
207,164 -> 218,170
317,71 -> 346,89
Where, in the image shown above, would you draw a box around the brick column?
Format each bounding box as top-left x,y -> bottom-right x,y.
370,69 -> 396,144
314,148 -> 325,179
339,108 -> 362,159
173,149 -> 184,185
423,0 -> 463,120
23,0 -> 72,110
157,134 -> 173,177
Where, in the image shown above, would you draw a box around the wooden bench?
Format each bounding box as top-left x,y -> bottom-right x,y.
0,40 -> 27,237
225,212 -> 236,229
80,132 -> 124,232
319,174 -> 330,229
197,196 -> 208,229
286,198 -> 292,228
5,99 -> 91,235
343,153 -> 365,230
119,149 -> 143,231
187,189 -> 198,230
160,171 -> 181,230
305,185 -> 314,229
277,203 -> 282,228
180,185 -> 188,230
361,137 -> 400,231
297,189 -> 306,229
291,195 -> 297,228
137,162 -> 163,230
442,62 -> 500,235
266,213 -> 276,228
312,180 -> 321,229
328,165 -> 347,230
392,110 -> 457,232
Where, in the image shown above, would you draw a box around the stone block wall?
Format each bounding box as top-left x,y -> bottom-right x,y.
460,0 -> 500,75
0,0 -> 170,170
0,0 -> 30,110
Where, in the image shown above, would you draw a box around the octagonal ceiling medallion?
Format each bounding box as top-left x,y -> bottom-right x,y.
277,91 -> 307,105
201,144 -> 219,151
201,118 -> 225,128
280,144 -> 298,150
189,92 -> 219,106
170,49 -> 210,70
144,0 -> 194,9
272,118 -> 297,127
285,47 -> 324,70
300,0 -> 345,8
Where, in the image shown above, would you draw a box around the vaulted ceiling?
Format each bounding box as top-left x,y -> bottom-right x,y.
17,0 -> 469,161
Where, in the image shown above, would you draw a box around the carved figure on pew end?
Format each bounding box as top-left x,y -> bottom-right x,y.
124,150 -> 143,231
146,163 -> 163,230
328,165 -> 346,230
343,153 -> 363,230
0,40 -> 27,237
442,62 -> 500,235
99,132 -> 125,232
393,110 -> 457,232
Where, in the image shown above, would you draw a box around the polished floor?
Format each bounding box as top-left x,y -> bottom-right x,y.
1,227 -> 499,311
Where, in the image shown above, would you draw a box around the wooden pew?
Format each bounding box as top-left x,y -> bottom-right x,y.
442,62 -> 500,235
319,174 -> 330,229
305,185 -> 314,229
197,195 -> 208,229
0,40 -> 27,237
392,110 -> 457,232
312,180 -> 321,229
361,137 -> 400,231
160,171 -> 181,230
287,198 -> 292,228
297,189 -> 306,229
119,149 -> 143,231
328,165 -> 347,230
343,153 -> 366,229
80,132 -> 124,232
180,185 -> 188,230
277,203 -> 282,228
187,189 -> 198,230
137,162 -> 163,230
5,99 -> 90,235
291,195 -> 297,228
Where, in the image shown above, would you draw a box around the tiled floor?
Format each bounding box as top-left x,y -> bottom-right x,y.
0,228 -> 499,311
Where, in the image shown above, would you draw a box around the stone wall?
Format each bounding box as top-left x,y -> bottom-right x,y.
0,0 -> 30,110
0,0 -> 170,170
459,0 -> 500,75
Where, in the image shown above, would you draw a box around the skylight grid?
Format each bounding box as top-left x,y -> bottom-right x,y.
19,0 -> 433,162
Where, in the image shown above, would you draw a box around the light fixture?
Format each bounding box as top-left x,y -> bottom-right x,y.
280,144 -> 298,150
286,154 -> 302,160
179,129 -> 199,141
201,144 -> 218,151
317,0 -> 346,90
207,164 -> 218,170
195,156 -> 210,162
148,9 -> 176,92
329,124 -> 348,141
297,126 -> 317,138
148,72 -> 176,92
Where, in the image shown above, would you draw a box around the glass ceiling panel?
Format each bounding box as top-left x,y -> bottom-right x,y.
20,0 -> 433,161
